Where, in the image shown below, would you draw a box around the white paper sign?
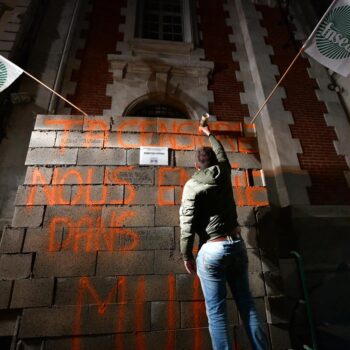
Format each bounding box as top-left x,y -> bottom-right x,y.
139,147 -> 169,166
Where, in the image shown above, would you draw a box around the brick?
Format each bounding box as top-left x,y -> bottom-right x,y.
43,206 -> 102,227
0,253 -> 33,279
29,131 -> 56,147
52,166 -> 104,184
25,148 -> 78,165
0,281 -> 12,309
96,251 -> 154,275
77,149 -> 126,165
35,115 -> 84,131
55,277 -> 118,305
237,207 -> 256,226
55,131 -> 104,148
154,250 -> 184,274
20,306 -> 83,337
11,278 -> 54,308
0,227 -> 24,253
112,116 -> 157,132
33,252 -> 96,277
155,206 -> 180,226
174,151 -> 195,167
105,166 -> 154,185
15,185 -> 71,205
240,226 -> 258,248
102,205 -> 154,227
23,227 -> 63,253
130,185 -> 174,205
83,116 -> 111,131
71,185 -> 123,205
12,206 -> 44,228
24,167 -> 53,185
151,301 -> 180,330
117,275 -> 173,302
228,153 -> 261,169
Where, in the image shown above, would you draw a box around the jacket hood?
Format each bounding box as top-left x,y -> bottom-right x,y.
192,164 -> 225,185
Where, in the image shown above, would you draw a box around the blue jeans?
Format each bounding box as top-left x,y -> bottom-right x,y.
196,238 -> 268,350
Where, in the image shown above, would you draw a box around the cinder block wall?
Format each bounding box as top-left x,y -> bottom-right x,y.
0,115 -> 289,349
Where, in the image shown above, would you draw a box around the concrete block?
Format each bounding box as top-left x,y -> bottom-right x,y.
240,226 -> 258,248
55,276 -> 118,305
20,306 -> 83,337
228,153 -> 261,169
105,166 -> 154,185
126,149 -> 139,165
238,137 -> 259,153
249,272 -> 266,297
174,151 -> 195,168
155,206 -> 180,226
24,167 -> 53,185
155,167 -> 192,186
102,205 -> 154,227
154,250 -> 184,274
43,206 -> 102,227
15,185 -> 71,205
11,278 -> 54,308
112,116 -> 157,132
33,252 -> 96,277
247,249 -> 262,273
12,206 -> 44,228
25,148 -> 78,165
55,131 -> 104,148
0,227 -> 24,253
118,275 -> 175,303
265,296 -> 292,324
44,335 -> 113,350
0,281 -> 12,309
127,227 -> 174,250
151,301 -> 180,330
131,185 -> 174,205
96,251 -> 155,275
0,253 -> 33,280
237,207 -> 256,226
35,115 -> 84,131
29,131 -> 56,148
23,227 -> 63,253
71,185 -> 123,205
0,310 -> 20,336
176,274 -> 204,301
264,270 -> 284,297
77,149 -> 126,165
83,116 -> 111,131
52,166 -> 104,185
269,324 -> 292,350
176,328 -> 212,350
232,170 -> 248,187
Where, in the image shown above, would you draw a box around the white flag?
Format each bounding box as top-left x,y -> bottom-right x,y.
0,55 -> 23,92
305,0 -> 350,77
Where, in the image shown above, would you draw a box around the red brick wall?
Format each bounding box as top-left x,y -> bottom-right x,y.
69,0 -> 125,115
257,5 -> 350,204
198,0 -> 249,122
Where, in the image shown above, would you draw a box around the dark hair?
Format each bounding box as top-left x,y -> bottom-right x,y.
195,147 -> 218,170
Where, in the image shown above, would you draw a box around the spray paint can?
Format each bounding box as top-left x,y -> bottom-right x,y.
200,113 -> 210,127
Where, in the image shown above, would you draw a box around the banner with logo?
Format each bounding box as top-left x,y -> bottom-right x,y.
305,0 -> 350,77
0,55 -> 24,93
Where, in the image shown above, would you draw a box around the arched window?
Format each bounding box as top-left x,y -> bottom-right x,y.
124,96 -> 189,119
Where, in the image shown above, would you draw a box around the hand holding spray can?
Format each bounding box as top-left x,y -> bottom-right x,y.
200,113 -> 210,127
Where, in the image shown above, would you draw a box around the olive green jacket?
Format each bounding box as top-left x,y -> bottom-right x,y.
179,134 -> 238,261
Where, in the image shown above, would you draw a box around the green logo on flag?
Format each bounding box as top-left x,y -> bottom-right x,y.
0,60 -> 8,89
316,6 -> 350,60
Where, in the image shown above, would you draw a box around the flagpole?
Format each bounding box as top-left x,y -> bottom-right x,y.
250,0 -> 338,124
22,70 -> 88,117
